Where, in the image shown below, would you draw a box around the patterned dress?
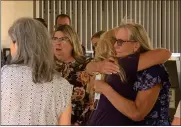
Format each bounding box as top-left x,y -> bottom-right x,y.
134,64 -> 171,125
54,56 -> 92,125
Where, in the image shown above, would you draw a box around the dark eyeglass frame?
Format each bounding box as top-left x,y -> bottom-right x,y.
113,37 -> 136,46
52,36 -> 70,43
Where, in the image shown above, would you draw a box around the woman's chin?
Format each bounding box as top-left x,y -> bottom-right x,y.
55,54 -> 63,61
116,54 -> 125,58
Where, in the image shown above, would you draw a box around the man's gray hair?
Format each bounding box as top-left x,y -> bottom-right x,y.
8,17 -> 55,83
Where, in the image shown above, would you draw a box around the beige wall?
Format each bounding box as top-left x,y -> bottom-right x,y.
1,1 -> 33,48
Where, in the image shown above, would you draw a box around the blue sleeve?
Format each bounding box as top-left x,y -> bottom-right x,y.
134,64 -> 168,91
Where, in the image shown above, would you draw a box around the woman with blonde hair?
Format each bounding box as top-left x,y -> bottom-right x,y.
87,22 -> 171,125
52,24 -> 92,125
1,18 -> 73,125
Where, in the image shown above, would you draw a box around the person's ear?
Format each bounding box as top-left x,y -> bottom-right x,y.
10,40 -> 17,57
133,42 -> 140,52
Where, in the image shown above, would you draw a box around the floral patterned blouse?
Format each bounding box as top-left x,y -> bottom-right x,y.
54,56 -> 92,125
133,64 -> 171,125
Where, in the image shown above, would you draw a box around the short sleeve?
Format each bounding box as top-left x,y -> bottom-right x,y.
55,78 -> 73,116
174,101 -> 181,118
1,65 -> 8,72
1,65 -> 10,89
118,53 -> 140,82
61,81 -> 73,110
134,64 -> 167,91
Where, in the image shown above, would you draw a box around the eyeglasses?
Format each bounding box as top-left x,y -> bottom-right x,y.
52,36 -> 70,43
113,37 -> 136,46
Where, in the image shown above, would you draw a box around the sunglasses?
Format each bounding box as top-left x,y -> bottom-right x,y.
52,36 -> 70,43
113,37 -> 136,46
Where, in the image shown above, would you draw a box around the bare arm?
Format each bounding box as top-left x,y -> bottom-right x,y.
172,117 -> 180,125
138,49 -> 171,71
102,83 -> 161,121
58,103 -> 72,125
172,101 -> 181,125
93,78 -> 161,121
86,49 -> 171,74
85,60 -> 119,75
86,61 -> 100,74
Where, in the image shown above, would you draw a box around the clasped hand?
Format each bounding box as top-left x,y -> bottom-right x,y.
98,57 -> 120,74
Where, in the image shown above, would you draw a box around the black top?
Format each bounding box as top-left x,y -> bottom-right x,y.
54,56 -> 93,125
88,53 -> 140,125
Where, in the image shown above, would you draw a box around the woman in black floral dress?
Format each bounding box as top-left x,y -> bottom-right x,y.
52,25 -> 92,125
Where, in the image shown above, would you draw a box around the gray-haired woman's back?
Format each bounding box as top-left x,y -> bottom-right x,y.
1,17 -> 73,125
1,64 -> 73,125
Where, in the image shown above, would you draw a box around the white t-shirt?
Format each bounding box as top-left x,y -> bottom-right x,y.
1,65 -> 73,125
174,101 -> 181,118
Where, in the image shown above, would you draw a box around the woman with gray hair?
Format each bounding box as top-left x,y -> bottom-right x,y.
1,17 -> 73,125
